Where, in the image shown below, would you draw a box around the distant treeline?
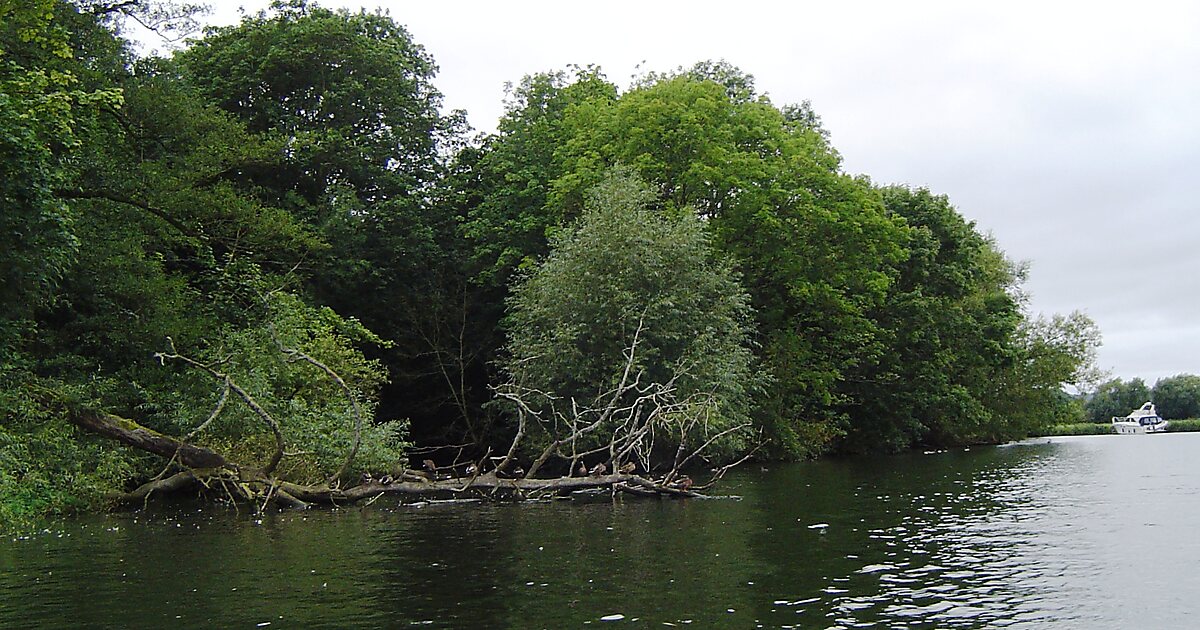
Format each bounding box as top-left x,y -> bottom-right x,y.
1,1 -> 1099,526
1083,375 -> 1200,421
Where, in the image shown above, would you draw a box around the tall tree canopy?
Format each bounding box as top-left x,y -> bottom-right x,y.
2,1 -> 408,528
173,0 -> 477,437
466,63 -> 908,456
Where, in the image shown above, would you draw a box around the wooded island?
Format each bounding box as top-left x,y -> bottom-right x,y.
1,0 -> 1102,529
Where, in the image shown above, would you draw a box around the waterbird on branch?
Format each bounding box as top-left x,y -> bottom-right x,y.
668,476 -> 693,491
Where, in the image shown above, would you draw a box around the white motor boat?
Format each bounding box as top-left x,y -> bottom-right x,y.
1111,402 -> 1169,434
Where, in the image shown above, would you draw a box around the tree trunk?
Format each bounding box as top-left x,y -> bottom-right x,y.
67,408 -> 231,470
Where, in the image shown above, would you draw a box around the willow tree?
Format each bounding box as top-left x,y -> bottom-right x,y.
500,169 -> 761,474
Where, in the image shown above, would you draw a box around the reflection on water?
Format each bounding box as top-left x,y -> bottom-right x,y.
5,434 -> 1200,628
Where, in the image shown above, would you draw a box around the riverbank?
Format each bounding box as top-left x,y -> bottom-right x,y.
1038,418 -> 1200,436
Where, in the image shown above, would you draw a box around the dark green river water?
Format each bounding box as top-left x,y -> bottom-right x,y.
4,433 -> 1199,628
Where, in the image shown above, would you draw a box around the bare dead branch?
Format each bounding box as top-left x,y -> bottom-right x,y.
56,188 -> 203,240
183,377 -> 230,442
113,470 -> 198,504
67,407 -> 232,470
697,438 -> 763,491
672,422 -> 752,475
156,337 -> 285,475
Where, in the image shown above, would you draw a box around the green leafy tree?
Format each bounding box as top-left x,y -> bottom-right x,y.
462,66 -> 618,284
840,186 -> 1023,451
992,311 -> 1102,436
844,187 -> 1101,448
468,63 -> 908,458
0,0 -> 121,337
1086,378 -> 1151,423
1,2 -> 407,529
175,0 -> 473,437
451,67 -> 620,446
503,169 -> 760,465
0,0 -> 132,530
155,292 -> 406,483
561,68 -> 907,457
1152,374 -> 1200,420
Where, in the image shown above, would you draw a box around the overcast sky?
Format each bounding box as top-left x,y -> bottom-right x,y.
143,0 -> 1200,386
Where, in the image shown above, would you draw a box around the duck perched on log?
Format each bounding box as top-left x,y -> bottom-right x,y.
589,462 -> 607,476
577,462 -> 588,477
668,476 -> 693,491
619,462 -> 637,475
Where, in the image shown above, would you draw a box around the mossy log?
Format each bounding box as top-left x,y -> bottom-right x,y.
67,407 -> 232,470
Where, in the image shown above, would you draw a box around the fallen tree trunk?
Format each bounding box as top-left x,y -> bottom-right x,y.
70,408 -> 701,510
109,469 -> 699,509
116,470 -> 199,503
67,407 -> 232,470
277,472 -> 700,504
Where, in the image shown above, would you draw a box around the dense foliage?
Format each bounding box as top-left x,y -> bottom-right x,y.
2,0 -> 1104,528
503,168 -> 760,461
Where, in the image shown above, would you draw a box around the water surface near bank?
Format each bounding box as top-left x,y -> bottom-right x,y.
5,433 -> 1199,628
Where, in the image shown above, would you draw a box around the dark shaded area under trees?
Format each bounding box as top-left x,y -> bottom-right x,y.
1,0 -> 1102,528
